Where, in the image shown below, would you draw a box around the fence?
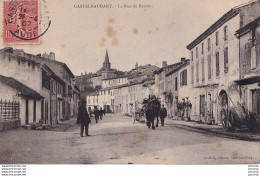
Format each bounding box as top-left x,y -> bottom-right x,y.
0,99 -> 20,120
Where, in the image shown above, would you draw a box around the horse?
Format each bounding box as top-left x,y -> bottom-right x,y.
144,97 -> 161,129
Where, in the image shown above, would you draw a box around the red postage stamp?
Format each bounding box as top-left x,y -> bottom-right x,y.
3,0 -> 39,44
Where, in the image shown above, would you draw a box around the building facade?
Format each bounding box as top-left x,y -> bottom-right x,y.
186,0 -> 260,124
0,47 -> 77,128
235,16 -> 260,118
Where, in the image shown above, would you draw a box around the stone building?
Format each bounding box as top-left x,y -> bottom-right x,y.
114,81 -> 144,115
76,50 -> 126,93
32,52 -> 78,120
154,60 -> 186,109
235,16 -> 260,118
0,48 -> 70,127
86,92 -> 99,111
186,0 -> 260,124
165,58 -> 190,118
0,74 -> 43,127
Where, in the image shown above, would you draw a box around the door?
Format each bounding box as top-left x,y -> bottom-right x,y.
41,100 -> 44,121
200,95 -> 206,117
25,99 -> 29,125
252,89 -> 260,117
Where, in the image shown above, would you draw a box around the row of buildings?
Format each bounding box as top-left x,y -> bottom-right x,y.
78,0 -> 260,127
0,48 -> 80,129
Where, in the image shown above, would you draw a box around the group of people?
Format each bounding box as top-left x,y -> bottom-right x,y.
142,95 -> 168,129
93,107 -> 105,123
77,101 -> 106,137
176,97 -> 192,121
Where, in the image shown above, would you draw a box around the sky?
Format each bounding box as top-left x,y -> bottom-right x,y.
0,0 -> 251,76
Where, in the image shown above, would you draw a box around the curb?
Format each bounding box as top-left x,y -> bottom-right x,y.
168,121 -> 260,141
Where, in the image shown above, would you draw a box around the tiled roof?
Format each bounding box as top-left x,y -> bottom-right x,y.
0,75 -> 43,99
165,60 -> 190,77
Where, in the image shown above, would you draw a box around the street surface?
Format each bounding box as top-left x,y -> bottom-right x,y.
0,114 -> 260,164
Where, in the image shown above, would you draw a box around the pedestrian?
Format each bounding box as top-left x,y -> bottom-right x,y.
94,107 -> 99,123
88,107 -> 92,117
186,98 -> 192,121
103,109 -> 106,116
159,104 -> 167,126
77,100 -> 91,137
181,98 -> 186,120
99,108 -> 103,120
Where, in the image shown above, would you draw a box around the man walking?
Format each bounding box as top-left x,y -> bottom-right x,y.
77,100 -> 91,137
99,108 -> 103,120
159,104 -> 167,126
94,107 -> 99,123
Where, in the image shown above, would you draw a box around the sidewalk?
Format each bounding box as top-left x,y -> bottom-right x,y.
166,118 -> 260,141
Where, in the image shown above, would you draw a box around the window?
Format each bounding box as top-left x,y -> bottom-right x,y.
42,71 -> 50,90
245,43 -> 257,69
191,50 -> 193,61
175,77 -> 178,91
191,66 -> 194,84
196,61 -> 199,82
196,47 -> 198,58
201,58 -> 205,81
207,38 -> 211,51
224,47 -> 228,73
216,52 -> 220,76
216,31 -> 219,46
208,55 -> 212,79
180,69 -> 187,87
224,26 -> 228,41
252,28 -> 256,45
201,43 -> 204,55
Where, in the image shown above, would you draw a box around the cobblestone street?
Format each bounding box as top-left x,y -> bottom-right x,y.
0,114 -> 260,164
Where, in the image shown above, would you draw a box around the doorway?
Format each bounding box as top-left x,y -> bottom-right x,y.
252,89 -> 260,117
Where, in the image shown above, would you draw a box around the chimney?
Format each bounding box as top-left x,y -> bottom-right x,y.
162,61 -> 167,68
85,72 -> 87,75
49,52 -> 55,60
181,57 -> 186,62
12,49 -> 24,56
4,47 -> 13,53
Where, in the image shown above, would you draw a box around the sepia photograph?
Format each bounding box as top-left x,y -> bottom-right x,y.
0,0 -> 260,173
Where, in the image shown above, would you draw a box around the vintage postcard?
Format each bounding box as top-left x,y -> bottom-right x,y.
0,0 -> 260,170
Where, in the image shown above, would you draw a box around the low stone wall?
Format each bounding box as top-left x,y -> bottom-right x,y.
0,119 -> 21,131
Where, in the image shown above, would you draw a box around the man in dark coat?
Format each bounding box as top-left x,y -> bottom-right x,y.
159,104 -> 167,126
99,108 -> 103,120
77,100 -> 91,137
94,107 -> 99,123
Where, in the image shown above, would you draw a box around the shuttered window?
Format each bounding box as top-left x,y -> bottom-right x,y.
208,55 -> 212,79
175,77 -> 178,91
191,66 -> 194,84
216,31 -> 219,46
224,47 -> 228,73
216,52 -> 220,76
224,26 -> 228,41
180,69 -> 187,87
202,58 -> 205,82
196,61 -> 199,82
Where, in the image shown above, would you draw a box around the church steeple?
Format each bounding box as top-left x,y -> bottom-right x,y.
103,49 -> 111,70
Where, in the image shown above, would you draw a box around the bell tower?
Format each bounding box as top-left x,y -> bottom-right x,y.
103,49 -> 111,70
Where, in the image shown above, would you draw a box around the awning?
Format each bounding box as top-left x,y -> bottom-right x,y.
234,75 -> 260,85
